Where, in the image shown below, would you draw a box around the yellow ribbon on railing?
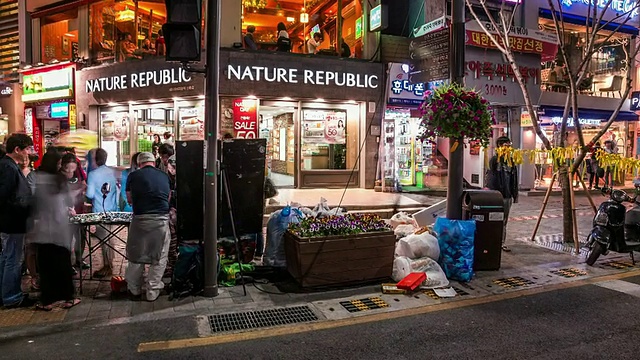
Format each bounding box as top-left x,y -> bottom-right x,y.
495,147 -> 640,180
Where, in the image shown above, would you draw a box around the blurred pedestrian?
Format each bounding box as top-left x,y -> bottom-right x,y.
156,143 -> 174,174
31,150 -> 81,311
0,133 -> 36,308
61,153 -> 88,273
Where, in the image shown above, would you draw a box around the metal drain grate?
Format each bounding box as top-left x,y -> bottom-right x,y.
339,297 -> 389,313
208,306 -> 318,333
550,268 -> 588,278
521,234 -> 588,256
423,287 -> 470,300
600,260 -> 636,270
492,276 -> 535,289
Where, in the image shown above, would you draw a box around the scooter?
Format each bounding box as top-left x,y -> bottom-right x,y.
586,187 -> 640,266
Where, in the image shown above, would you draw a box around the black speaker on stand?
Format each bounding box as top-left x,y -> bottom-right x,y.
175,140 -> 204,242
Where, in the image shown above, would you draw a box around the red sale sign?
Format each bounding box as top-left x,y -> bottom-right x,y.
233,98 -> 258,139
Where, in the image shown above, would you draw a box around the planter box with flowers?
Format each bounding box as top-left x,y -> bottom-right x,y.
284,214 -> 395,288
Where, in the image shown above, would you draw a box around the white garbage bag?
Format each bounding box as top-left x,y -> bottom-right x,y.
395,232 -> 440,261
389,212 -> 417,229
263,207 -> 304,267
394,224 -> 417,239
392,256 -> 449,289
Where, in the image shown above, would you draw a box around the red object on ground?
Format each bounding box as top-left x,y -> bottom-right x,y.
110,276 -> 128,293
397,272 -> 426,291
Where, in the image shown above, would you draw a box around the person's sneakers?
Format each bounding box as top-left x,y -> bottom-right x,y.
75,261 -> 90,270
128,291 -> 143,302
501,245 -> 512,252
4,295 -> 36,309
93,266 -> 113,278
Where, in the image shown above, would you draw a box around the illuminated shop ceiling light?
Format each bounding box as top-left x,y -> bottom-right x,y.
116,7 -> 135,22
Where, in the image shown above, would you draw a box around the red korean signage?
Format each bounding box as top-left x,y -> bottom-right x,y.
465,22 -> 558,61
232,98 -> 259,139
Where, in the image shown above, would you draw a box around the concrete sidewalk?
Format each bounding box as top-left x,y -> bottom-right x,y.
0,195 -> 619,339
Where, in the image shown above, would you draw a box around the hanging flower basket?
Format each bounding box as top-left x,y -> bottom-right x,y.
418,83 -> 495,150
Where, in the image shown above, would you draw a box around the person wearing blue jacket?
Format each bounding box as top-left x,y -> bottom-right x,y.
120,153 -> 140,212
85,148 -> 118,278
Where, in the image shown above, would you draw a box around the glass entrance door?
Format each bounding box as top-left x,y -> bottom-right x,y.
259,101 -> 298,188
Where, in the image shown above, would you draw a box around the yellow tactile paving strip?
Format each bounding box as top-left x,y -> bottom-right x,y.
0,308 -> 67,328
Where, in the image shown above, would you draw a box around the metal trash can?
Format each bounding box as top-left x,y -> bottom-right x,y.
462,190 -> 505,271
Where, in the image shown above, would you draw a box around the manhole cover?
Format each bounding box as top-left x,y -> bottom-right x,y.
208,306 -> 318,333
492,276 -> 535,289
422,287 -> 470,300
339,297 -> 389,313
601,260 -> 636,269
550,268 -> 588,278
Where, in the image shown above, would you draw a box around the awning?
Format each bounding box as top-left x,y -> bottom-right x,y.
539,105 -> 639,122
539,9 -> 640,36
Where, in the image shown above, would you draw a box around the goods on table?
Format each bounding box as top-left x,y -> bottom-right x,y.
70,212 -> 132,224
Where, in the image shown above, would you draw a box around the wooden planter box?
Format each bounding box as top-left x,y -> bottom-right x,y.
284,231 -> 396,288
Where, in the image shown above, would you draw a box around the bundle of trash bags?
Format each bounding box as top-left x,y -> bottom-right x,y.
389,211 -> 447,289
433,217 -> 476,283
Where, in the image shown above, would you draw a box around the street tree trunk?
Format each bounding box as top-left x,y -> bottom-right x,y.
559,167 -> 574,243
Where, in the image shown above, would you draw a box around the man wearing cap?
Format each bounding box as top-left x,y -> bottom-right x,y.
124,152 -> 171,301
486,136 -> 518,252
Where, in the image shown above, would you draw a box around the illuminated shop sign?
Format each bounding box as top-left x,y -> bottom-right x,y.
387,63 -> 425,107
561,0 -> 639,18
370,5 -> 383,31
0,81 -> 12,97
22,67 -> 74,102
550,116 -> 602,127
227,65 -> 379,89
85,67 -> 192,93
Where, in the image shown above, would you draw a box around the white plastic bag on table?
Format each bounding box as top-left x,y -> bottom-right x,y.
392,256 -> 449,289
395,232 -> 440,261
394,224 -> 417,239
263,206 -> 304,267
389,212 -> 417,229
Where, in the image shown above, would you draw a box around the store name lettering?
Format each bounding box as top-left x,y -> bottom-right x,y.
391,80 -> 425,97
466,61 -> 539,84
227,65 -> 379,89
85,68 -> 192,93
551,116 -> 601,127
561,0 -> 639,18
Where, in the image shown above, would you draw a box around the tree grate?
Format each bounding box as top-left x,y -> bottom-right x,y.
207,306 -> 318,333
600,260 -> 637,270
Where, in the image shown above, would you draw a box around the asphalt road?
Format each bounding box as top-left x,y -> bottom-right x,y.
3,274 -> 640,360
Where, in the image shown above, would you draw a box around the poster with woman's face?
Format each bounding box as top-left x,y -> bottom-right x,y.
324,111 -> 346,144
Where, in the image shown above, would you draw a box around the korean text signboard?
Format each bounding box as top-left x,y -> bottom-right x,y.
464,47 -> 541,105
409,27 -> 450,84
233,98 -> 258,139
465,22 -> 558,61
387,63 -> 425,107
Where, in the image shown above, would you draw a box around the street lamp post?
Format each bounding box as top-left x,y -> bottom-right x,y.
446,0 -> 466,220
203,0 -> 221,298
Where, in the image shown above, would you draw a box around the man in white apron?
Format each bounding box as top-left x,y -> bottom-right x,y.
124,152 -> 171,301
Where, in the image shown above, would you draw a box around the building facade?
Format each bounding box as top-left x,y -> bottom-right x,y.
24,0 -> 386,189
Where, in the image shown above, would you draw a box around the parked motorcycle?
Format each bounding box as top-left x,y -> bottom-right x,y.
586,187 -> 640,266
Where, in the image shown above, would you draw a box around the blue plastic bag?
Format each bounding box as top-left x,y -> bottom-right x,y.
433,217 -> 476,282
263,206 -> 304,267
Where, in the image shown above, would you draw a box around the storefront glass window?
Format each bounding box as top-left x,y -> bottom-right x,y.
41,8 -> 80,63
135,104 -> 174,155
177,102 -> 205,141
0,114 -> 8,143
90,0 -> 167,64
539,17 -> 631,98
301,109 -> 348,170
242,0 -> 364,58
